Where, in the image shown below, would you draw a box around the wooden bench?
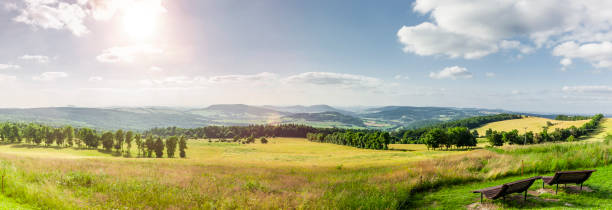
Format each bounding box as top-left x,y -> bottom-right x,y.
472,176 -> 540,203
542,170 -> 596,194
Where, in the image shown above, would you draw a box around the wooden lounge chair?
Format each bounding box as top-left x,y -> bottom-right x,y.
542,170 -> 596,194
472,176 -> 541,203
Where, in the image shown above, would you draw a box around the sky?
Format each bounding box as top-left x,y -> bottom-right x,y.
1,0 -> 612,113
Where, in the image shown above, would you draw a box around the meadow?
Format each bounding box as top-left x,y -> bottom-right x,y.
474,116 -> 590,135
0,119 -> 609,209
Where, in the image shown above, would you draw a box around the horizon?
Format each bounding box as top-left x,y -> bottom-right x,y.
0,103 -> 606,116
1,0 -> 612,113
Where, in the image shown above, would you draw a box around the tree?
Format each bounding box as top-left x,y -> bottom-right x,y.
125,131 -> 133,156
179,136 -> 187,158
472,130 -> 479,138
145,135 -> 154,158
260,137 -> 268,144
64,126 -> 74,147
487,130 -> 503,146
154,136 -> 164,158
54,128 -> 64,146
166,136 -> 178,158
246,135 -> 255,144
422,128 -> 446,150
502,129 -> 521,145
101,132 -> 114,151
44,127 -> 54,146
134,134 -> 142,157
24,124 -> 36,144
114,129 -> 124,153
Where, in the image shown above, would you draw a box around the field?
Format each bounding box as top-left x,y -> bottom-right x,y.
0,119 -> 609,209
474,116 -> 590,134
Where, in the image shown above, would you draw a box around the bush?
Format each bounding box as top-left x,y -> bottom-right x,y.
260,137 -> 268,144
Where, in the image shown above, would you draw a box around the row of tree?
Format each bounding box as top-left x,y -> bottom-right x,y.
0,122 -> 188,158
554,115 -> 591,121
420,127 -> 478,150
307,131 -> 391,150
486,114 -> 604,146
145,124 -> 343,139
392,114 -> 523,144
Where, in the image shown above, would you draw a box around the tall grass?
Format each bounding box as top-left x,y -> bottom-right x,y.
0,138 -> 610,209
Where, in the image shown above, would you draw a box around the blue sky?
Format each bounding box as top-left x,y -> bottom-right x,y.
1,0 -> 611,113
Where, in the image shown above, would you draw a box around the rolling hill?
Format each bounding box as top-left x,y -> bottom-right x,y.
282,111 -> 365,127
474,116 -> 591,134
0,104 -> 550,131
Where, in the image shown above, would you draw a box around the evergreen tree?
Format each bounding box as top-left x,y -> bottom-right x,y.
125,131 -> 133,156
114,129 -> 124,153
154,137 -> 164,158
134,134 -> 142,157
101,132 -> 114,151
145,135 -> 154,158
166,136 -> 178,158
179,136 -> 187,158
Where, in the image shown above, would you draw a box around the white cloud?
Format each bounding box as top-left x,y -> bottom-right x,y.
0,64 -> 21,70
209,72 -> 278,83
398,0 -> 612,67
32,71 -> 68,81
13,0 -> 89,36
149,66 -> 163,72
97,45 -> 163,63
0,74 -> 17,81
20,54 -> 50,63
397,22 -> 498,59
562,85 -> 612,94
553,41 -> 612,69
429,66 -> 472,79
485,72 -> 495,78
284,72 -> 382,88
88,76 -> 103,81
499,40 -> 534,54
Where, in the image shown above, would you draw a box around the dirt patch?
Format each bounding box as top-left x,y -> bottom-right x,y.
534,188 -> 554,195
565,185 -> 593,193
467,202 -> 499,210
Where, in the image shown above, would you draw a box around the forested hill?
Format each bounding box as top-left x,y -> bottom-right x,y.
0,107 -> 211,131
0,105 -> 550,131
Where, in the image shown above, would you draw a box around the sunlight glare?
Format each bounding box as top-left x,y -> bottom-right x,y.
122,1 -> 166,40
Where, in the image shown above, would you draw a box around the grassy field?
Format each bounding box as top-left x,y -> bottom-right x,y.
0,118 -> 609,209
474,116 -> 590,134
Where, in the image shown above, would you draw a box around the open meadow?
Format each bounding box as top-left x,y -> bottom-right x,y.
0,119 -> 609,209
474,116 -> 591,134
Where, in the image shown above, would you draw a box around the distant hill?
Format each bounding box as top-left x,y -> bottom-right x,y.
188,104 -> 285,125
0,107 -> 210,130
282,111 -> 364,127
0,105 -> 541,131
263,105 -> 355,115
359,106 -> 507,129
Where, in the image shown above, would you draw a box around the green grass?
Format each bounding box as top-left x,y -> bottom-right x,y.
0,133 -> 609,209
413,164 -> 612,209
0,194 -> 36,210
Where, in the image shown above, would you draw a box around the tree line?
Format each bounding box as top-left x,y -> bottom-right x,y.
307,131 -> 391,150
420,127 -> 478,150
392,114 -> 522,144
554,115 -> 591,121
145,124 -> 343,139
0,122 -> 188,158
486,114 -> 604,146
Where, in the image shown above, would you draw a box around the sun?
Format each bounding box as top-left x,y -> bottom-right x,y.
122,1 -> 165,40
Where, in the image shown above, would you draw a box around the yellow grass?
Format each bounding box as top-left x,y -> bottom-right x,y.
474,116 -> 590,134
